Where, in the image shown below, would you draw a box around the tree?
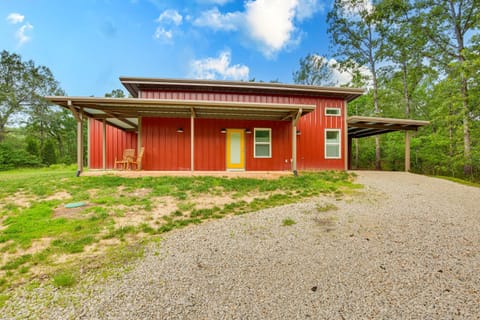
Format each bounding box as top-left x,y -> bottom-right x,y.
0,50 -> 62,142
415,0 -> 479,176
105,89 -> 126,98
376,0 -> 430,119
327,0 -> 384,169
293,54 -> 337,86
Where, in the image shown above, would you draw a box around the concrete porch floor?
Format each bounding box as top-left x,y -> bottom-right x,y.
82,170 -> 293,179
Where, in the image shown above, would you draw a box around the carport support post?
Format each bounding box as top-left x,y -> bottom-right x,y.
405,131 -> 410,172
292,108 -> 302,175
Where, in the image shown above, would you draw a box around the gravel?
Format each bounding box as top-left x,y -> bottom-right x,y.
2,171 -> 480,319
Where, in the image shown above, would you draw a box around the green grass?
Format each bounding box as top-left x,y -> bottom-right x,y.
282,218 -> 296,226
433,175 -> 480,188
316,203 -> 339,212
0,168 -> 358,296
52,271 -> 76,288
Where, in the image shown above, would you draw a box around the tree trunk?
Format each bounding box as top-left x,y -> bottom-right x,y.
461,78 -> 472,176
449,0 -> 472,176
369,25 -> 381,170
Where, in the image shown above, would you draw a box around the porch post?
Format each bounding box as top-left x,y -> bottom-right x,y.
68,100 -> 84,176
348,136 -> 353,170
292,108 -> 302,175
344,100 -> 349,170
102,119 -> 107,170
137,116 -> 142,170
292,120 -> 297,173
190,107 -> 196,172
405,131 -> 410,172
76,108 -> 84,175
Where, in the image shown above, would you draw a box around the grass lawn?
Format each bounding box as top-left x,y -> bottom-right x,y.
0,166 -> 359,304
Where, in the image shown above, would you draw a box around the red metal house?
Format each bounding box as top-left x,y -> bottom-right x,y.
47,77 -> 364,173
46,77 -> 428,173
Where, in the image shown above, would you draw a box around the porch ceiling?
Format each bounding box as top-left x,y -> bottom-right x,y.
45,96 -> 316,132
348,116 -> 429,138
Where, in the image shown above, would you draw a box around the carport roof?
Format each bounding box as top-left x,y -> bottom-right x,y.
44,96 -> 316,132
348,116 -> 430,138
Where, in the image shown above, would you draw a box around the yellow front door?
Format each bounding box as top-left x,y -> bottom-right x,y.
226,129 -> 245,170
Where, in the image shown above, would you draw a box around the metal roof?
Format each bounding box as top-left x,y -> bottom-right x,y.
120,77 -> 364,102
45,96 -> 316,132
348,116 -> 430,138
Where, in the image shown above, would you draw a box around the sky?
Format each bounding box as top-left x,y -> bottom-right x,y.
1,0 -> 338,96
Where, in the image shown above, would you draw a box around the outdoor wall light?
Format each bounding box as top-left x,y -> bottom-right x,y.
296,130 -> 301,136
220,128 -> 227,133
245,128 -> 252,134
176,128 -> 184,133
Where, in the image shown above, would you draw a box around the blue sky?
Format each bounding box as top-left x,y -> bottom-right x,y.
1,0 -> 335,96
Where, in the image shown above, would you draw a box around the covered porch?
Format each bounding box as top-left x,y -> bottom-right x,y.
45,96 -> 316,174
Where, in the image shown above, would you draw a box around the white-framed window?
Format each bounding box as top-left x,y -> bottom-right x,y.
254,128 -> 271,158
325,129 -> 341,159
325,107 -> 341,116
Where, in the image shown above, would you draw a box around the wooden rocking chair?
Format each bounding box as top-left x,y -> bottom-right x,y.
129,147 -> 144,170
114,148 -> 135,170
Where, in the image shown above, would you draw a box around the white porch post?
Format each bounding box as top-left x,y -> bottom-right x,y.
344,100 -> 349,170
68,100 -> 84,176
190,107 -> 196,172
137,116 -> 142,170
291,108 -> 302,175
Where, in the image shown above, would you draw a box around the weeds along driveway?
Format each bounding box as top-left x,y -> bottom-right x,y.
2,171 -> 480,319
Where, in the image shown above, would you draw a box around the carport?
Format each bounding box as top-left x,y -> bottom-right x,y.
347,116 -> 430,172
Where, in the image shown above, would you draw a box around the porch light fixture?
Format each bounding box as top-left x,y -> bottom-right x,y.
176,128 -> 184,133
296,130 -> 301,136
245,128 -> 252,134
220,128 -> 227,133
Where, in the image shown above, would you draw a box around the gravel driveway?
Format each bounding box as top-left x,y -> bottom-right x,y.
4,171 -> 480,319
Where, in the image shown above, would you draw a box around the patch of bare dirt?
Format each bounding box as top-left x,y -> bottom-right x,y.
53,204 -> 91,219
0,237 -> 52,268
113,196 -> 178,228
4,192 -> 33,208
45,191 -> 71,201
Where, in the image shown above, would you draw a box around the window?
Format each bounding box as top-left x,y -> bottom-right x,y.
254,128 -> 271,158
325,129 -> 341,159
325,107 -> 341,116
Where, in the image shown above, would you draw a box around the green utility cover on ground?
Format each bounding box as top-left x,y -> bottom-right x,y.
64,202 -> 87,208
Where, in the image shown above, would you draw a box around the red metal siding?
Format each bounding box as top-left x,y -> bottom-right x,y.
194,119 -> 291,171
89,90 -> 347,171
89,119 -> 137,169
141,89 -> 346,170
296,97 -> 345,170
142,117 -> 191,170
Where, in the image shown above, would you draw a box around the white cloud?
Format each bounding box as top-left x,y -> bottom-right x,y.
154,9 -> 183,42
323,57 -> 372,87
193,7 -> 242,31
296,0 -> 324,21
339,0 -> 373,17
190,0 -> 323,57
156,9 -> 183,26
245,0 -> 298,57
16,23 -> 33,46
197,0 -> 232,4
190,50 -> 249,80
6,13 -> 24,24
153,27 -> 173,41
